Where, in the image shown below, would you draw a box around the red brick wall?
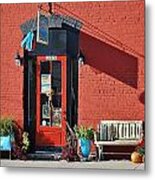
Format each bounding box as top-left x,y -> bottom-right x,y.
0,4 -> 38,127
0,1 -> 144,129
77,1 -> 144,127
54,1 -> 145,127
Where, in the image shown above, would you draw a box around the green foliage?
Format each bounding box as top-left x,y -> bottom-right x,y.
74,125 -> 94,140
135,135 -> 145,156
12,131 -> 30,159
0,117 -> 30,159
0,117 -> 14,136
137,147 -> 145,156
22,132 -> 30,153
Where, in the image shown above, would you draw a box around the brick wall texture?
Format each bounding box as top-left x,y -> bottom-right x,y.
0,1 -> 144,129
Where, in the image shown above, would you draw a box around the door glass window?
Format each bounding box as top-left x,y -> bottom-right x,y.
40,61 -> 62,127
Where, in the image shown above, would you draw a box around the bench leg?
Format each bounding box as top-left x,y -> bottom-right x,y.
98,146 -> 103,161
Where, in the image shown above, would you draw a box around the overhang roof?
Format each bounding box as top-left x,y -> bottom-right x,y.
20,13 -> 83,35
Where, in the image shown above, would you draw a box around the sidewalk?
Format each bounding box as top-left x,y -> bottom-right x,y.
0,159 -> 144,170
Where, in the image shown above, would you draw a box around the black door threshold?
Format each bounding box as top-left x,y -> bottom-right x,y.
27,146 -> 62,160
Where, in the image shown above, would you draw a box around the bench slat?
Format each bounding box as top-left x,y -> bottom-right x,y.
99,120 -> 143,141
95,140 -> 140,146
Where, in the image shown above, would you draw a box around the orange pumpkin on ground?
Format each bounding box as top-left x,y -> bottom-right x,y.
131,151 -> 142,163
142,155 -> 145,163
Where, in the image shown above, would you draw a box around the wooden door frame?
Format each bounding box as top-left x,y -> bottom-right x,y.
36,55 -> 67,147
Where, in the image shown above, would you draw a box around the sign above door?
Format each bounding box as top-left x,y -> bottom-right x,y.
37,11 -> 49,45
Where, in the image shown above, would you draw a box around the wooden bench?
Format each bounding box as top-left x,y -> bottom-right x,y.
94,120 -> 143,161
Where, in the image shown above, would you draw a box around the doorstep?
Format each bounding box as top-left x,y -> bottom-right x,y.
27,151 -> 62,160
27,146 -> 62,160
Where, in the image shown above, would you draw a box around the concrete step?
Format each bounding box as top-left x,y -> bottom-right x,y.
27,147 -> 62,160
27,152 -> 62,160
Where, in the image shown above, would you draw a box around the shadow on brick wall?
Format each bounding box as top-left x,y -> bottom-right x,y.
80,32 -> 138,89
139,91 -> 145,104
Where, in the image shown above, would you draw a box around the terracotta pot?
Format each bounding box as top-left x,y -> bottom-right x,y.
131,152 -> 142,163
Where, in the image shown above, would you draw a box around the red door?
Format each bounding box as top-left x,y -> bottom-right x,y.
36,56 -> 66,147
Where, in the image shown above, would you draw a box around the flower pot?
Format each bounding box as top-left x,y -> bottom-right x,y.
131,151 -> 142,163
0,136 -> 11,151
79,138 -> 91,158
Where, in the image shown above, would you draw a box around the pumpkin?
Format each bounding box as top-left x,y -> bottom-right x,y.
131,151 -> 142,163
142,155 -> 145,163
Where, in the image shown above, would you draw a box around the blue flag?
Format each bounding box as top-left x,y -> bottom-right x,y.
21,31 -> 34,51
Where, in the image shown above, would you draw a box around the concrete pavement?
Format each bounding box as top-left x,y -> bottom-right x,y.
0,159 -> 145,170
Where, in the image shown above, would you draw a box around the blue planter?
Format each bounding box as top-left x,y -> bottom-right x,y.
0,136 -> 11,151
80,138 -> 91,158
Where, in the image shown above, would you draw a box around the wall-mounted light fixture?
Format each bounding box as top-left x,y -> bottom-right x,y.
78,50 -> 85,65
14,51 -> 24,66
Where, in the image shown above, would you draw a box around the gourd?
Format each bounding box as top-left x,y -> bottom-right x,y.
131,151 -> 142,163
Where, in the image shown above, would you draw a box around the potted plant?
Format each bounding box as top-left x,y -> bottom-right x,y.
12,131 -> 30,160
62,131 -> 80,162
0,117 -> 30,159
74,125 -> 94,159
131,133 -> 145,163
0,117 -> 14,152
